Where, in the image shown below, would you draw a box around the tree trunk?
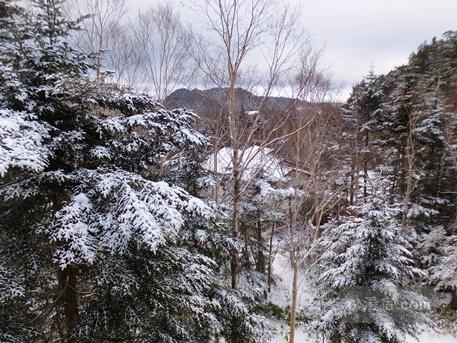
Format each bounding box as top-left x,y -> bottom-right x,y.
213,142 -> 219,203
402,132 -> 415,228
363,131 -> 369,201
228,70 -> 240,290
267,224 -> 275,292
349,168 -> 355,205
231,155 -> 240,289
313,208 -> 324,241
450,290 -> 457,311
353,130 -> 360,203
256,218 -> 265,273
289,260 -> 298,343
57,267 -> 79,342
230,247 -> 238,289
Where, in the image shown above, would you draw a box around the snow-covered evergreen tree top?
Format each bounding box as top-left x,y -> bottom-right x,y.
0,0 -> 212,266
310,193 -> 430,342
420,226 -> 457,292
318,197 -> 421,289
0,0 -> 207,176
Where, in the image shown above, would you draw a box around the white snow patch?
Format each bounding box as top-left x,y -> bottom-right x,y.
203,145 -> 291,181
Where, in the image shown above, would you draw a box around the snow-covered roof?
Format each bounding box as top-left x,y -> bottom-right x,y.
203,145 -> 293,180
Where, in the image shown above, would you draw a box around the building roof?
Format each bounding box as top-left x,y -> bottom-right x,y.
204,145 -> 309,181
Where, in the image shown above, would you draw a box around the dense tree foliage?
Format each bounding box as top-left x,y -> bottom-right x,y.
1,0 -> 457,342
311,178 -> 429,343
0,1 -> 269,342
314,31 -> 457,341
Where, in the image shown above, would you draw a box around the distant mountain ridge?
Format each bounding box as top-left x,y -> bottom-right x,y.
164,87 -> 300,116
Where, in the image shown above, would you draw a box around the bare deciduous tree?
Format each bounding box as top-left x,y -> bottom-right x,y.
194,0 -> 320,291
65,0 -> 128,78
277,54 -> 342,343
133,3 -> 195,102
284,112 -> 343,343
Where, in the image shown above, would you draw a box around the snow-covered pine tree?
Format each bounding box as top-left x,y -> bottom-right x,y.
419,226 -> 457,310
345,69 -> 383,202
0,1 -> 268,342
370,34 -> 457,233
310,189 -> 429,343
337,31 -> 457,335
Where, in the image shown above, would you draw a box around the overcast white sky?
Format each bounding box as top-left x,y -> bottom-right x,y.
126,0 -> 457,98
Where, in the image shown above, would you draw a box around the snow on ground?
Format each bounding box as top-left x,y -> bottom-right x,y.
268,237 -> 314,343
267,238 -> 457,343
407,333 -> 457,343
203,145 -> 291,180
268,243 -> 314,309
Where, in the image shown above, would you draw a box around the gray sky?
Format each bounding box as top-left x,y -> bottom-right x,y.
127,0 -> 457,99
299,0 -> 457,97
